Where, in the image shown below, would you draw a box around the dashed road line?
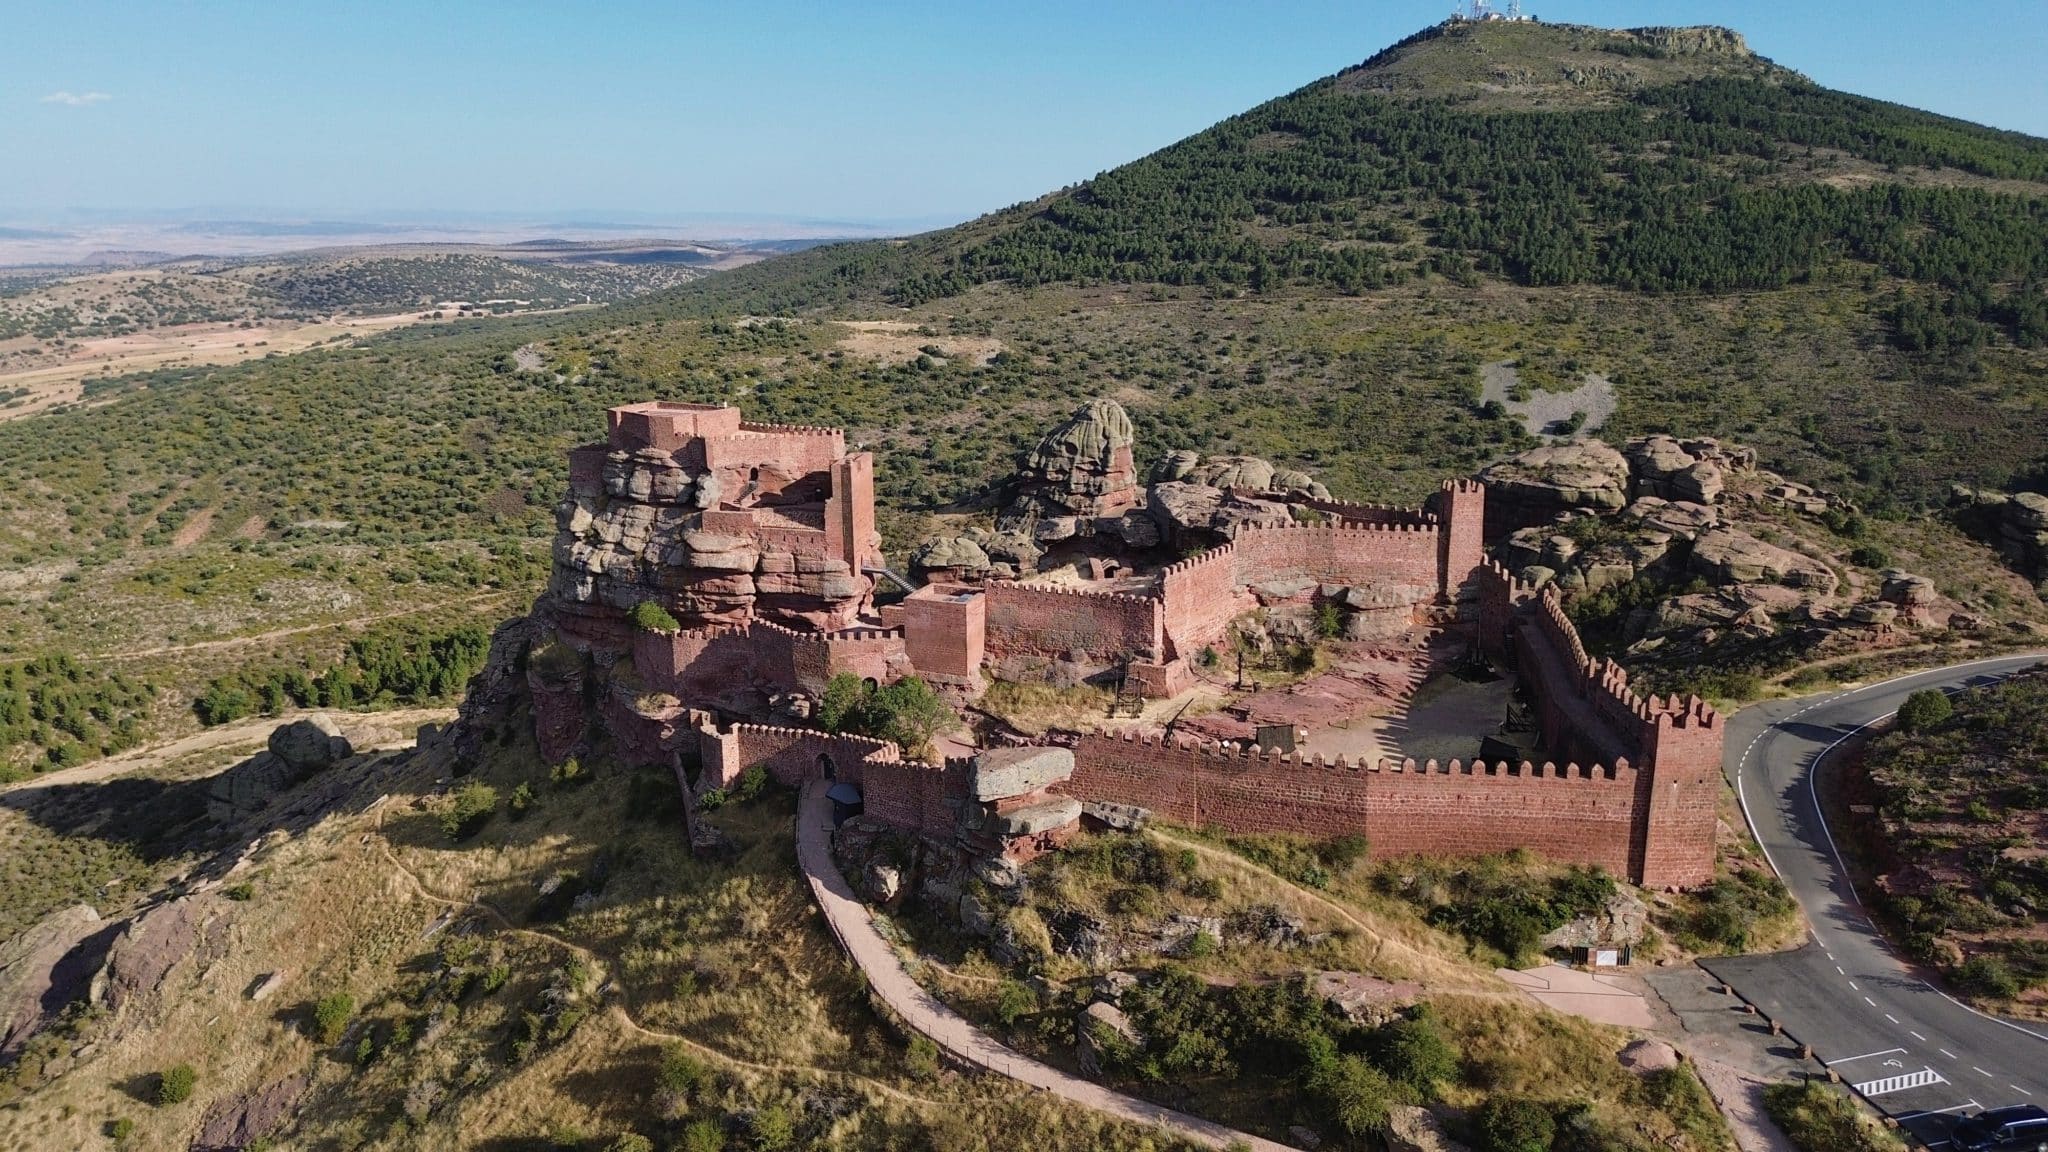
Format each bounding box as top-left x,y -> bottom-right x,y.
1886,1014 -> 1900,1023
2014,1086 -> 2033,1097
1911,1032 -> 1927,1042
1940,1048 -> 1958,1059
1865,996 -> 1878,1007
1973,1067 -> 1994,1078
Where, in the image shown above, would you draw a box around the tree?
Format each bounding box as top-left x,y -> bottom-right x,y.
313,993 -> 355,1044
442,782 -> 498,840
1897,689 -> 1953,734
156,1064 -> 197,1106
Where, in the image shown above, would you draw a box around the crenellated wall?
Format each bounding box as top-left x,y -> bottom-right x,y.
1157,548 -> 1250,660
632,620 -> 907,704
983,581 -> 1163,664
1063,731 -> 1649,881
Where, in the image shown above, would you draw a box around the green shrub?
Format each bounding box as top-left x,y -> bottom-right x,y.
1897,689 -> 1953,733
1763,1080 -> 1908,1152
1848,543 -> 1892,568
509,782 -> 536,820
108,1116 -> 135,1143
1476,1096 -> 1555,1152
748,1103 -> 794,1150
155,1064 -> 196,1106
658,1045 -> 708,1105
605,1135 -> 654,1152
1307,1052 -> 1397,1137
441,782 -> 498,840
993,980 -> 1037,1028
629,600 -> 681,635
679,1118 -> 726,1152
1369,1009 -> 1461,1096
550,757 -> 587,787
313,993 -> 355,1044
905,1034 -> 941,1079
1959,953 -> 2022,999
223,882 -> 254,901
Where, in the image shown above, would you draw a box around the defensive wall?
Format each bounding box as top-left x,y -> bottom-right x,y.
1060,731 -> 1645,879
633,620 -> 906,701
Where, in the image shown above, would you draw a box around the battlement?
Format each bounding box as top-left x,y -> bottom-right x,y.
726,722 -> 902,763
991,579 -> 1159,608
1087,729 -> 1635,780
737,420 -> 845,438
1156,545 -> 1235,581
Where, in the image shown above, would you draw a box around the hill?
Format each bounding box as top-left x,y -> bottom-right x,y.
0,18 -> 2043,768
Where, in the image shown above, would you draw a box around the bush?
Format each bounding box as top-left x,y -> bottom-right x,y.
1959,953 -> 2022,999
629,600 -> 681,635
905,1034 -> 941,1079
1764,1080 -> 1908,1152
1307,1052 -> 1397,1137
748,1104 -> 794,1150
1477,1096 -> 1556,1152
679,1120 -> 727,1152
442,782 -> 498,840
993,980 -> 1037,1028
1369,1009 -> 1461,1096
223,882 -> 254,901
1897,689 -> 1953,733
657,1046 -> 708,1116
109,1117 -> 135,1143
313,993 -> 355,1044
1848,543 -> 1892,569
509,782 -> 536,820
156,1063 -> 197,1106
605,1135 -> 654,1152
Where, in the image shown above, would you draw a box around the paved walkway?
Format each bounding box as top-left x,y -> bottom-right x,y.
1497,962 -> 1657,1029
793,783 -> 1297,1152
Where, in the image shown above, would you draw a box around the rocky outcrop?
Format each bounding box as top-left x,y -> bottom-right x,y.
1949,486 -> 2048,590
190,1072 -> 310,1152
1312,971 -> 1422,1028
1617,1039 -> 1681,1075
0,904 -> 119,1062
99,896 -> 232,1016
1539,886 -> 1649,949
268,715 -> 352,771
551,455 -> 870,633
1386,1105 -> 1474,1152
1002,399 -> 1141,526
1147,482 -> 1299,548
1478,440 -> 1632,534
1689,528 -> 1838,595
967,747 -> 1074,802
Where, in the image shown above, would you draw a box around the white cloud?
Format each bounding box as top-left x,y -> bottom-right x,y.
39,91 -> 112,106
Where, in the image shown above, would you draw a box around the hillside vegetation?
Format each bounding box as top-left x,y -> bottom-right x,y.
1847,670 -> 2048,1015
0,18 -> 2044,764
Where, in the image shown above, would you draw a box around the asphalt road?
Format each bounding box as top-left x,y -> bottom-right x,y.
1702,652 -> 2048,1146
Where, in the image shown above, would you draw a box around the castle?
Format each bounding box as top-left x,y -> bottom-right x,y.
518,401 -> 1719,888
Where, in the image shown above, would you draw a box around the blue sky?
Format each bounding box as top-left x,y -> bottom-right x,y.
4,0 -> 2044,229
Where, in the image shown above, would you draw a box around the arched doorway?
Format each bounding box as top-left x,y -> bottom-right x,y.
817,753 -> 836,781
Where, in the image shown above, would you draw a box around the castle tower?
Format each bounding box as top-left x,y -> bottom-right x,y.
1429,479 -> 1488,608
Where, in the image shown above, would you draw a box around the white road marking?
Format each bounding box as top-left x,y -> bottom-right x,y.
1836,965 -> 1845,974
1886,1014 -> 1900,1023
1865,996 -> 1878,1007
2015,1086 -> 2033,1097
1940,1048 -> 1958,1059
1828,1047 -> 1908,1065
1854,1068 -> 1946,1096
1973,1067 -> 1994,1077
1911,1032 -> 1927,1041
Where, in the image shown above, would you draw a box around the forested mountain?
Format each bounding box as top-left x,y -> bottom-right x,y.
685,20 -> 2048,348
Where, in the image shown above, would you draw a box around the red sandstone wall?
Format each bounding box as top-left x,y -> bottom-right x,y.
1429,480 -> 1488,602
1158,548 -> 1248,659
905,587 -> 985,680
984,583 -> 1163,664
1230,524 -> 1442,592
1064,732 -> 1648,881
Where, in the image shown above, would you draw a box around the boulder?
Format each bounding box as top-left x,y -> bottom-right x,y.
1229,905 -> 1310,950
1048,909 -> 1122,968
1617,1039 -> 1681,1075
1005,399 -> 1142,523
0,904 -> 116,1062
1386,1105 -> 1473,1152
1152,449 -> 1201,483
1478,440 -> 1632,528
1312,971 -> 1423,1028
1092,970 -> 1139,1005
1689,528 -> 1839,595
267,715 -> 352,772
865,862 -> 902,904
1622,497 -> 1720,541
958,893 -> 997,937
1076,1001 -> 1142,1077
993,796 -> 1083,838
1879,570 -> 1938,607
1081,801 -> 1152,832
967,747 -> 1075,802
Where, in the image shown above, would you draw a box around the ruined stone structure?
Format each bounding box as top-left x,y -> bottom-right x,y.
490,401 -> 1718,888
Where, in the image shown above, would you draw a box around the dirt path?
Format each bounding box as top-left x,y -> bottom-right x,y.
795,783 -> 1298,1151
0,706 -> 452,795
88,590 -> 519,660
